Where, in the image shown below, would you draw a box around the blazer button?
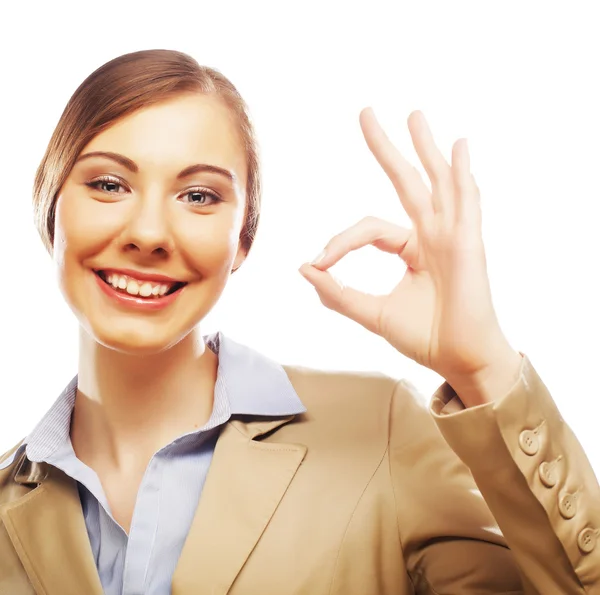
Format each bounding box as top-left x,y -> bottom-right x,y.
558,493 -> 578,519
538,462 -> 557,488
519,430 -> 539,456
577,528 -> 597,554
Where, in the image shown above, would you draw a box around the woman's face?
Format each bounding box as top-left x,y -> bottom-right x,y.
54,93 -> 248,354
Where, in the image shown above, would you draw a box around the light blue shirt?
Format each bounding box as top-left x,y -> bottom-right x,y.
0,332 -> 306,595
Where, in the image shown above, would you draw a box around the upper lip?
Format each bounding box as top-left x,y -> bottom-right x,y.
95,268 -> 186,284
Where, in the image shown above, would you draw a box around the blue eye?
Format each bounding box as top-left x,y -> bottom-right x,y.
86,175 -> 126,193
181,189 -> 222,207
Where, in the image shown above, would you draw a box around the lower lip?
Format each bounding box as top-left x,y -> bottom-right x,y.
94,273 -> 185,312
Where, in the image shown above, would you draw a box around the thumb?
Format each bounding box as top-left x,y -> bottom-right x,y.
299,263 -> 345,310
298,263 -> 383,333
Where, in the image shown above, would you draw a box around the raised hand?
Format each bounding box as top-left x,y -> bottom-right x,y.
299,109 -> 522,405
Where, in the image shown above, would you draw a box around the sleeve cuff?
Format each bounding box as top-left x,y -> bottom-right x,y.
432,352 -> 527,417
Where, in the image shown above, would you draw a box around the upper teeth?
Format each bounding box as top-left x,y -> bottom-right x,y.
105,273 -> 173,297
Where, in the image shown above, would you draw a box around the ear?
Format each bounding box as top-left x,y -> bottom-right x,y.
231,241 -> 247,273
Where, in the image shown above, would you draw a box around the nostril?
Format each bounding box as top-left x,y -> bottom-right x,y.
123,244 -> 140,253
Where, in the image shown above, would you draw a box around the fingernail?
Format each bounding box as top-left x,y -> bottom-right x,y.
310,249 -> 326,265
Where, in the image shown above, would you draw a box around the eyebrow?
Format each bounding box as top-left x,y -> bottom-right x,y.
75,151 -> 236,183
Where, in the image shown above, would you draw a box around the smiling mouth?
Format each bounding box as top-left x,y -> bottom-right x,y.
95,270 -> 187,299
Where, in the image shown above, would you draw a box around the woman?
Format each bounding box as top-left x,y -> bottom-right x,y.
0,49 -> 597,595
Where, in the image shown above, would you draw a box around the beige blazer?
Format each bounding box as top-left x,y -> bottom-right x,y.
0,355 -> 598,594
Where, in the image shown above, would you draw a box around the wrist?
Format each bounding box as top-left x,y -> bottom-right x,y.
446,349 -> 523,407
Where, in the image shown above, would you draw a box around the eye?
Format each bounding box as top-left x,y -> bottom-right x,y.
180,188 -> 222,207
86,175 -> 127,194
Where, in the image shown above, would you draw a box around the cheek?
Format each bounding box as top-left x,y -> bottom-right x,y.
54,191 -> 126,262
177,211 -> 244,276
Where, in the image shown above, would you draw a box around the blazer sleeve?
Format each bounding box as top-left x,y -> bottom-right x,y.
430,354 -> 600,594
389,378 -> 526,593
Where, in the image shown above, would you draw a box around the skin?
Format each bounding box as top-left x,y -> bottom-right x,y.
53,93 -> 248,531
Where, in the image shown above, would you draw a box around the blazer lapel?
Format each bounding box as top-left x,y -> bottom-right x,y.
0,457 -> 104,595
172,416 -> 307,595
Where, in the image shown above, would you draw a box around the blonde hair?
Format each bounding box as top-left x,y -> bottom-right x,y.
33,49 -> 261,260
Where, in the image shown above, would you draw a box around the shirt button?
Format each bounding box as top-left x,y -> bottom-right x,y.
558,493 -> 577,519
577,528 -> 597,554
538,462 -> 558,488
519,430 -> 539,456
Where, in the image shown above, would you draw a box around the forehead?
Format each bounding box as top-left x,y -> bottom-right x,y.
81,93 -> 246,181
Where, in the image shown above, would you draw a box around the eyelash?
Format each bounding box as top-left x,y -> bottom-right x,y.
85,175 -> 223,207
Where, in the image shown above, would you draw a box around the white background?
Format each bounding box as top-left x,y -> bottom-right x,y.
1,1 -> 598,471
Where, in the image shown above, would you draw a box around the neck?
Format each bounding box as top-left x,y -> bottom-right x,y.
71,326 -> 218,472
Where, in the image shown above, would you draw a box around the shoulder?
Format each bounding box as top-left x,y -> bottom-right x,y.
283,364 -> 399,410
274,364 -> 440,468
281,364 -> 430,439
271,365 -> 398,457
282,364 -> 429,412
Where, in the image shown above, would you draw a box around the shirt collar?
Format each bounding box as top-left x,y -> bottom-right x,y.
207,332 -> 305,416
0,332 -> 305,470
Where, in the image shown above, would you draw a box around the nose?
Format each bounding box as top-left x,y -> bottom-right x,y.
120,192 -> 174,259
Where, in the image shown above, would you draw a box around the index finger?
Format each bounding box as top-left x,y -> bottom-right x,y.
359,107 -> 432,224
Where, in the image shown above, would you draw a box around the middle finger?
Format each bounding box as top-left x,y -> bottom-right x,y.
359,107 -> 432,225
407,111 -> 454,217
